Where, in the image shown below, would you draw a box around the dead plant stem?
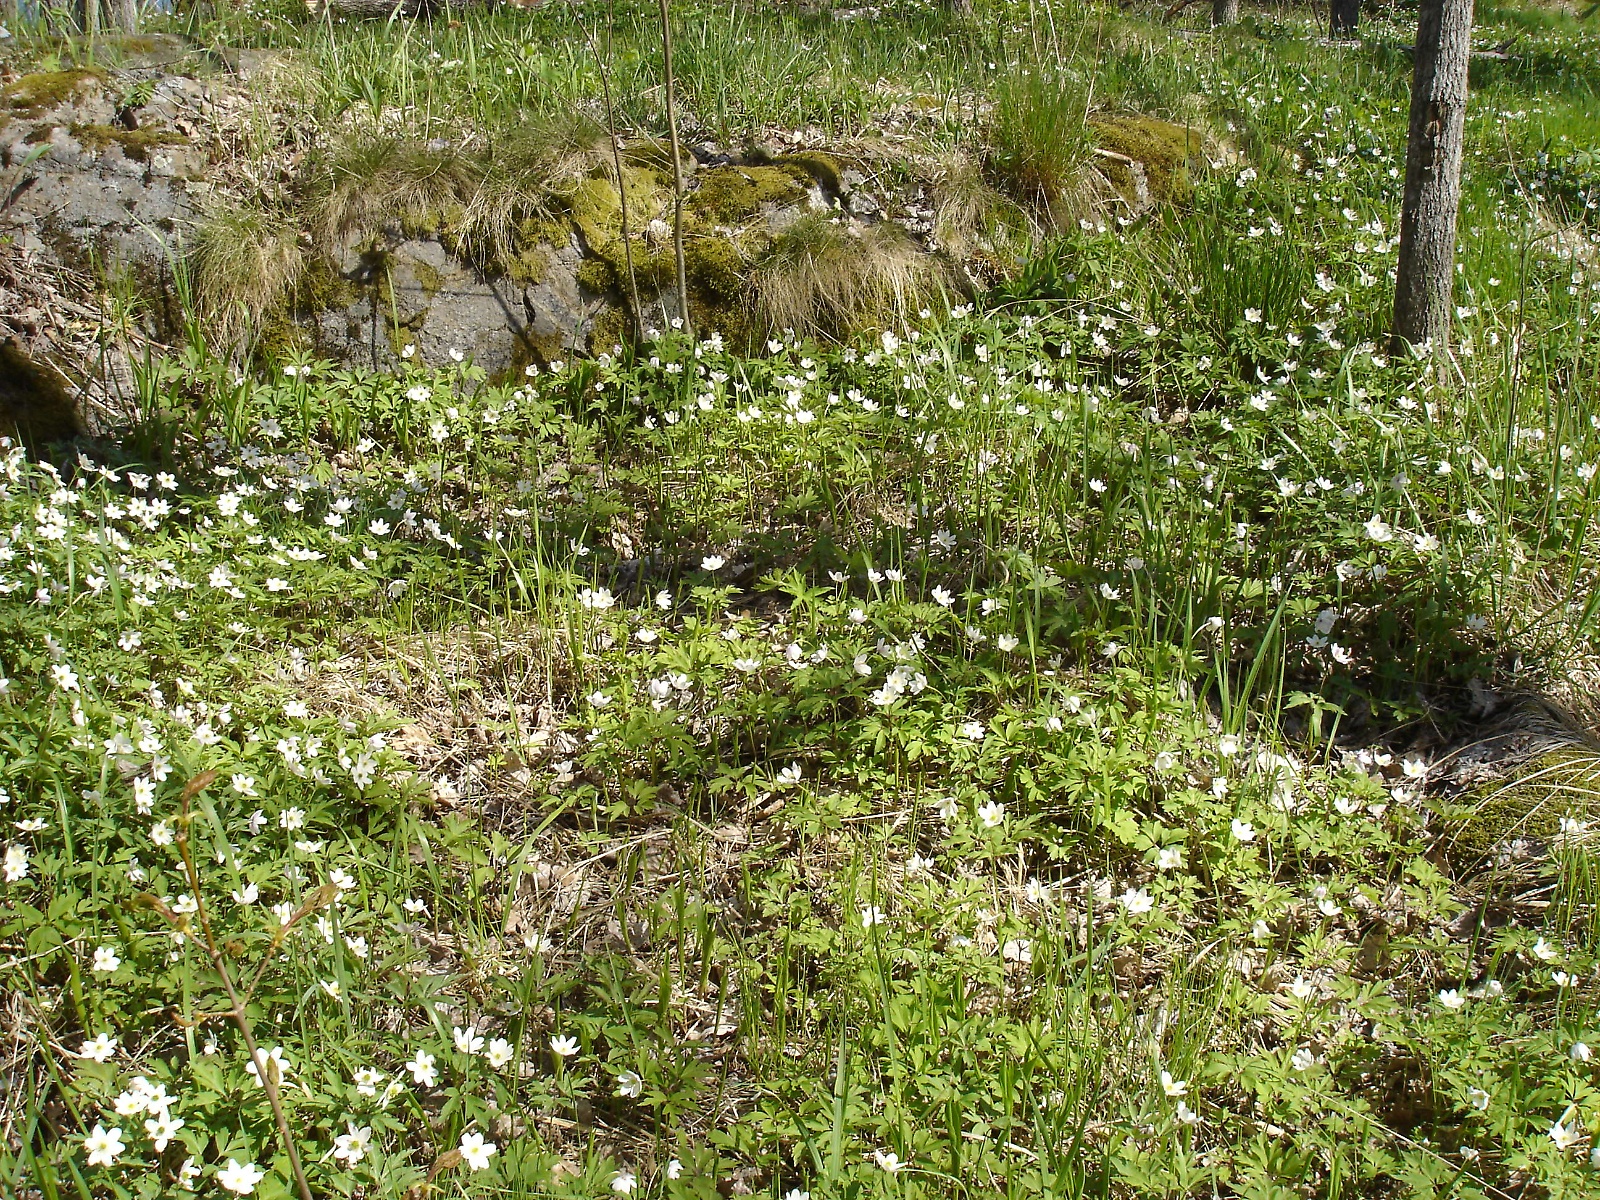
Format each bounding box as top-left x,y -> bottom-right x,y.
656,0 -> 692,340
173,773 -> 315,1200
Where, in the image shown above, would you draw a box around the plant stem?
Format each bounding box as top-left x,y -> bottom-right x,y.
657,0 -> 692,340
174,773 -> 315,1200
585,11 -> 643,341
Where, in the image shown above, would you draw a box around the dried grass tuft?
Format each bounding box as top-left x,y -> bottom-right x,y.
190,202 -> 305,346
753,215 -> 940,342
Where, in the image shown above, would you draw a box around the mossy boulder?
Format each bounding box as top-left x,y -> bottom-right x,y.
688,165 -> 811,224
2,69 -> 105,117
775,151 -> 846,195
69,123 -> 187,164
563,166 -> 668,255
1442,746 -> 1600,865
1089,115 -> 1205,205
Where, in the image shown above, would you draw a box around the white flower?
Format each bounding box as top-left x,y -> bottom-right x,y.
1467,1086 -> 1491,1111
83,1123 -> 126,1167
1161,1071 -> 1187,1097
1533,936 -> 1560,962
860,905 -> 886,928
485,1038 -> 515,1069
353,1067 -> 383,1096
407,1049 -> 438,1086
996,634 -> 1019,652
1290,1047 -> 1316,1072
78,1033 -> 117,1062
616,1069 -> 643,1098
1156,847 -> 1184,871
452,1025 -> 485,1055
245,1046 -> 291,1088
92,946 -> 121,972
1175,1100 -> 1201,1125
931,586 -> 954,607
1120,887 -> 1154,916
1438,989 -> 1465,1010
976,801 -> 1006,828
550,1034 -> 580,1057
577,587 -> 615,610
333,1122 -> 372,1165
3,843 -> 28,883
217,1159 -> 266,1195
1549,1118 -> 1581,1152
611,1170 -> 637,1193
666,1160 -> 684,1180
145,1114 -> 184,1152
1364,516 -> 1394,543
458,1131 -> 497,1171
1572,1042 -> 1593,1062
701,555 -> 726,571
873,1150 -> 904,1173
1002,939 -> 1033,964
1287,975 -> 1315,1000
1230,819 -> 1256,843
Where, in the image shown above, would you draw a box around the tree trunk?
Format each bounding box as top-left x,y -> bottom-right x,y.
1329,0 -> 1358,38
112,0 -> 137,30
946,0 -> 973,15
1212,0 -> 1238,26
1390,0 -> 1473,354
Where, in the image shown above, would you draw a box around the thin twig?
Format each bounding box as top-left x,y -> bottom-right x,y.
584,11 -> 643,341
169,771 -> 316,1200
656,0 -> 692,340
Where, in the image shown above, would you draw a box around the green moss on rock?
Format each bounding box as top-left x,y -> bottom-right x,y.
575,256 -> 615,294
777,151 -> 846,195
1089,115 -> 1205,204
586,305 -> 632,356
70,123 -> 186,163
688,165 -> 809,224
1443,746 -> 1600,864
2,69 -> 104,116
296,256 -> 360,314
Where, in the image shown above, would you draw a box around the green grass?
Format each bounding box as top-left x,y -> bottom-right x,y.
4,1 -> 1600,1198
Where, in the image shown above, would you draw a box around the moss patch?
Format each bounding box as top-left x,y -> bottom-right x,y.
563,165 -> 668,255
688,165 -> 810,224
295,256 -> 360,314
776,151 -> 846,196
3,69 -> 104,117
404,256 -> 447,302
575,256 -> 615,294
1443,746 -> 1600,865
1089,115 -> 1204,204
70,123 -> 186,163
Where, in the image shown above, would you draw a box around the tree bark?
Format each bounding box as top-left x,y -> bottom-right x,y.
1212,0 -> 1238,25
1390,0 -> 1473,354
1329,0 -> 1358,38
946,0 -> 973,16
113,0 -> 137,31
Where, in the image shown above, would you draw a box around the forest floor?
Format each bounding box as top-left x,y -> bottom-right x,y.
4,1 -> 1600,1198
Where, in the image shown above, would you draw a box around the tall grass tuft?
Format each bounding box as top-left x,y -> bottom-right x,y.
190,203 -> 305,351
985,65 -> 1094,225
753,216 -> 939,341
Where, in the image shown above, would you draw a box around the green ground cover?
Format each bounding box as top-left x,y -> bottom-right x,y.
4,0 -> 1600,1197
